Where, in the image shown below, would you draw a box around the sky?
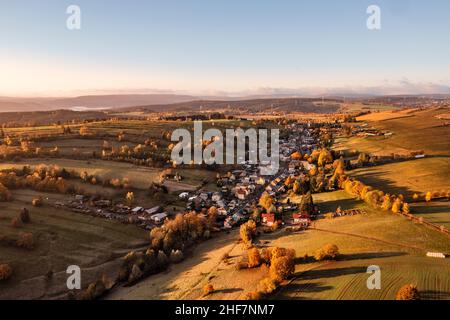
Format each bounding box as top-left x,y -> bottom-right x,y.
1,0 -> 450,96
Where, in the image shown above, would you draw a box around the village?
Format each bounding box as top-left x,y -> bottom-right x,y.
51,121 -> 345,234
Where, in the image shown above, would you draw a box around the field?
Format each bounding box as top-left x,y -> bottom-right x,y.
0,189 -> 148,299
333,107 -> 450,230
104,191 -> 450,300
334,107 -> 450,156
339,102 -> 398,113
348,158 -> 450,196
1,113 -> 448,300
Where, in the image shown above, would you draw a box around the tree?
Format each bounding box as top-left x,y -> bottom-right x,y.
4,135 -> 13,146
0,183 -> 12,202
125,192 -> 134,206
19,208 -> 31,223
402,203 -> 410,215
314,244 -> 339,261
381,195 -> 393,211
79,126 -> 90,136
291,152 -> 302,160
396,284 -> 420,300
292,180 -> 301,194
269,255 -> 295,282
0,264 -> 13,281
425,192 -> 432,202
259,193 -> 274,212
257,277 -> 278,294
247,248 -> 261,268
318,149 -> 333,167
240,220 -> 257,248
16,232 -> 34,250
203,283 -> 214,297
391,199 -> 402,214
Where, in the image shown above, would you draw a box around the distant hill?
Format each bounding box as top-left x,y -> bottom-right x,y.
0,110 -> 110,126
0,94 -> 197,112
120,98 -> 342,113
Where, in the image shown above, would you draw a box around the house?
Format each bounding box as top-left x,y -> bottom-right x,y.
232,212 -> 245,222
216,200 -> 226,208
75,195 -> 86,202
426,252 -> 446,259
261,213 -> 275,226
212,192 -> 222,202
179,192 -> 189,199
145,206 -> 161,215
292,213 -> 310,226
228,200 -> 237,210
217,207 -> 228,216
199,192 -> 209,201
131,207 -> 144,214
150,212 -> 168,224
256,177 -> 266,185
223,217 -> 233,229
235,187 -> 249,200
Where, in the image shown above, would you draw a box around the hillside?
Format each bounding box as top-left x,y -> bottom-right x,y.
121,98 -> 342,114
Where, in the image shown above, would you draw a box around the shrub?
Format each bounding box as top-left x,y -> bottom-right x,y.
82,279 -> 106,300
0,264 -> 12,281
128,264 -> 143,283
396,284 -> 420,300
203,283 -> 214,297
32,197 -> 43,207
0,183 -> 12,202
169,249 -> 184,263
16,232 -> 34,250
247,248 -> 262,268
19,208 -> 31,223
258,277 -> 278,294
314,244 -> 339,261
11,217 -> 22,228
156,250 -> 169,268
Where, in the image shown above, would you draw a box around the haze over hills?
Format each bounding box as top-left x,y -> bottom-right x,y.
0,94 -> 197,112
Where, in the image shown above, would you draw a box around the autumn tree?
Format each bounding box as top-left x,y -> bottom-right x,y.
125,192 -> 134,206
318,149 -> 333,167
0,264 -> 12,281
203,283 -> 214,297
258,193 -> 274,212
396,284 -> 420,300
247,248 -> 262,268
19,208 -> 31,223
402,203 -> 410,215
79,126 -> 90,136
269,255 -> 295,282
314,244 -> 339,261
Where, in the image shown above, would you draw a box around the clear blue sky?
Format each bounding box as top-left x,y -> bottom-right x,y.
1,0 -> 450,96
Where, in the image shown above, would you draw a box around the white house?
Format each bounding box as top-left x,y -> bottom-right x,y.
150,212 -> 168,224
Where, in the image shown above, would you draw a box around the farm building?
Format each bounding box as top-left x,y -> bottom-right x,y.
261,213 -> 276,227
150,212 -> 168,224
